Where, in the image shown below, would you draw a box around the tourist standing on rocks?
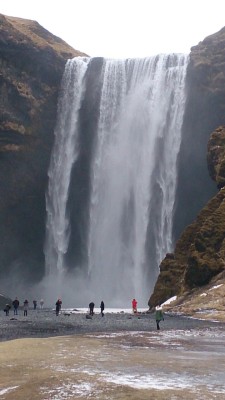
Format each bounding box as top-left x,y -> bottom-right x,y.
40,299 -> 44,309
132,298 -> 137,313
23,299 -> 29,316
100,301 -> 105,317
33,300 -> 37,310
4,304 -> 11,316
55,299 -> 62,316
12,297 -> 19,315
155,305 -> 164,330
89,302 -> 95,316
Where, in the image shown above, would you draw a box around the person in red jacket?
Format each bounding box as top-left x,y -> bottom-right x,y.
132,298 -> 137,313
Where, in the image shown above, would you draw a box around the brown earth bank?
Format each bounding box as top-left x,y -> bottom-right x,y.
162,271 -> 225,322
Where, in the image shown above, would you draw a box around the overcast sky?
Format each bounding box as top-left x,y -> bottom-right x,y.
0,0 -> 225,58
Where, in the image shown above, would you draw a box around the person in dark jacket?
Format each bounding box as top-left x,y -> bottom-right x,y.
55,299 -> 62,316
4,304 -> 11,316
12,297 -> 19,315
33,300 -> 37,310
100,301 -> 105,317
23,299 -> 29,316
89,302 -> 95,316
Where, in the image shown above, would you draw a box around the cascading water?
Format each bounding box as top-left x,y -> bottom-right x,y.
44,54 -> 188,307
44,57 -> 89,275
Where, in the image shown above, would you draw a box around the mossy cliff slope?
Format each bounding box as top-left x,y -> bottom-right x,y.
149,125 -> 225,309
0,14 -> 86,281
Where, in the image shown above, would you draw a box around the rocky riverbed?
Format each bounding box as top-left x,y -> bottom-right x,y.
0,307 -> 224,342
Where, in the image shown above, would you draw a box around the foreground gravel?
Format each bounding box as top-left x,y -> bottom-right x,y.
1,308 -> 224,342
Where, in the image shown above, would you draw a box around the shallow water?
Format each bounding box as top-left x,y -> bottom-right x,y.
0,328 -> 225,399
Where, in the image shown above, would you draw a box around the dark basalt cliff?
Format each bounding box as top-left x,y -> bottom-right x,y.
149,27 -> 225,308
207,126 -> 225,189
0,14 -> 86,282
174,27 -> 225,238
149,126 -> 225,308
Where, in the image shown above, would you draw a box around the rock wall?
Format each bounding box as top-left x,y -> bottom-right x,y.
0,14 -> 86,282
149,125 -> 225,308
149,25 -> 225,308
173,27 -> 225,238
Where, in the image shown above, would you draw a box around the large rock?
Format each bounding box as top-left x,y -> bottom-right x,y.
149,127 -> 225,308
0,14 -> 87,282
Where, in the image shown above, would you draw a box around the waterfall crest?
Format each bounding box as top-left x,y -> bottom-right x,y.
44,54 -> 188,306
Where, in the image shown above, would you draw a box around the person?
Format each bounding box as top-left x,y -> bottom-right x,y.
23,299 -> 29,316
40,299 -> 44,309
33,300 -> 37,310
55,298 -> 62,316
89,302 -> 95,316
132,298 -> 137,313
100,300 -> 105,317
155,305 -> 164,330
12,297 -> 20,315
4,304 -> 11,316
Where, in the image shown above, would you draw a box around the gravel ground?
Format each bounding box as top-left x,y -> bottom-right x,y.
0,308 -> 224,342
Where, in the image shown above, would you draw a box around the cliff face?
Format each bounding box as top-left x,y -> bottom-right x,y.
173,27 -> 225,238
149,125 -> 225,308
207,126 -> 225,188
149,27 -> 225,309
0,14 -> 86,282
149,28 -> 225,307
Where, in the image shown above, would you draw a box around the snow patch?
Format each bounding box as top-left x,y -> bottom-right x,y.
209,284 -> 223,291
162,296 -> 177,306
0,386 -> 19,395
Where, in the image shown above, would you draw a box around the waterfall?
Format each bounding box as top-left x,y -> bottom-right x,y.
44,54 -> 188,307
44,57 -> 89,274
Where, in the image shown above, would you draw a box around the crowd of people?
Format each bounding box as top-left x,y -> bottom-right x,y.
3,296 -> 164,330
4,298 -> 44,317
